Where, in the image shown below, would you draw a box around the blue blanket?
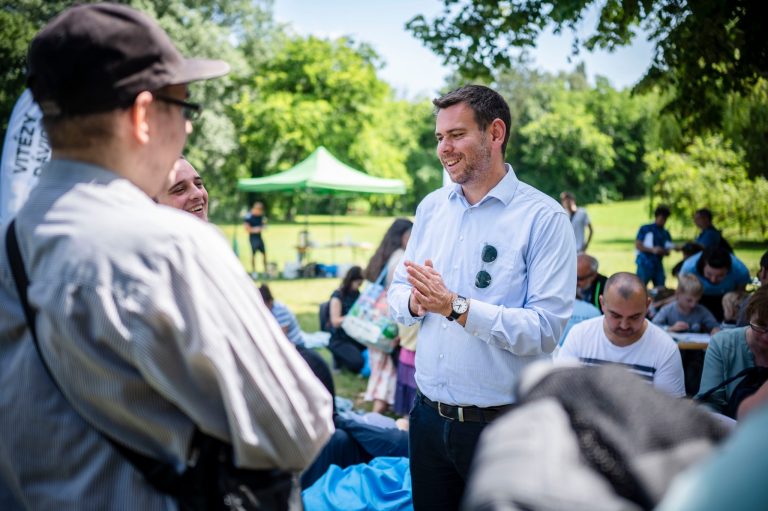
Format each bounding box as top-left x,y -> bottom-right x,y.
303,457 -> 412,511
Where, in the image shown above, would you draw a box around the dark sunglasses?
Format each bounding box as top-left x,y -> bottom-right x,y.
154,94 -> 201,121
475,244 -> 497,289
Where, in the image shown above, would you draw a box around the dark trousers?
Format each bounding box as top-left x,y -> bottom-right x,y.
409,394 -> 489,511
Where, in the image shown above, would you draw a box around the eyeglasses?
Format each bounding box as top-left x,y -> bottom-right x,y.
750,323 -> 768,335
154,94 -> 201,121
475,244 -> 497,289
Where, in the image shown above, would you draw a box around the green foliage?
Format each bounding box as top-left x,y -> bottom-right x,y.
722,78 -> 768,181
231,35 -> 431,218
518,86 -> 617,201
0,0 -> 73,137
407,1 -> 768,133
0,0 -> 278,222
494,66 -> 660,201
645,136 -> 768,239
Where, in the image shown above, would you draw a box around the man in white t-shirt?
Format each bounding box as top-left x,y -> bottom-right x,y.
557,272 -> 685,397
560,191 -> 593,252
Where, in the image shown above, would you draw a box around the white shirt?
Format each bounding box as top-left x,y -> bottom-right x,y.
389,165 -> 576,407
570,207 -> 590,251
0,160 -> 333,510
556,316 -> 686,397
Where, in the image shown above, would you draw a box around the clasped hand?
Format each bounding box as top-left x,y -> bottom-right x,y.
405,259 -> 452,317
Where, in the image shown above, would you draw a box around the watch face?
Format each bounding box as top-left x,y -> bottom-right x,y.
452,296 -> 468,315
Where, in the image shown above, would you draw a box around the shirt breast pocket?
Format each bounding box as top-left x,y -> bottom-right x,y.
473,248 -> 526,304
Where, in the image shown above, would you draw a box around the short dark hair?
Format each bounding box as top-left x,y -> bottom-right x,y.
746,285 -> 768,325
697,246 -> 733,273
654,205 -> 671,218
760,250 -> 768,271
258,283 -> 273,305
433,85 -> 512,158
694,208 -> 713,222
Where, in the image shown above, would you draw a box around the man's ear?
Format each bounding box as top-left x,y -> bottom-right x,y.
599,294 -> 605,310
130,91 -> 154,144
490,118 -> 506,148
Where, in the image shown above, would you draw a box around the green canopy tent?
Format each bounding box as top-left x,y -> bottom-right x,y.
237,146 -> 406,266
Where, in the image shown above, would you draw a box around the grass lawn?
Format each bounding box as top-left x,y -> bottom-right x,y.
217,199 -> 767,406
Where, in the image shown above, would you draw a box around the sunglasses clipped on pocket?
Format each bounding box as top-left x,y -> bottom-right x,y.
475,244 -> 497,289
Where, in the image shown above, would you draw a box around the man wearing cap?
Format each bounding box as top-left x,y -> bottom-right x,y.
0,4 -> 333,510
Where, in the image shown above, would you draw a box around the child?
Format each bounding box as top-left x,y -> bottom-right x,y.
652,274 -> 720,334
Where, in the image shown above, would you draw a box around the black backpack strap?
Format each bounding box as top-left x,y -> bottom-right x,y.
695,367 -> 757,402
5,219 -> 184,496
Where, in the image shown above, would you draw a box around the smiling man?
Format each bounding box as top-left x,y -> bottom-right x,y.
388,84 -> 575,511
556,272 -> 685,397
156,157 -> 209,221
0,4 -> 332,510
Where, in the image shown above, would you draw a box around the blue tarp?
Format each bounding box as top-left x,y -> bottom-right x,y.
302,457 -> 412,511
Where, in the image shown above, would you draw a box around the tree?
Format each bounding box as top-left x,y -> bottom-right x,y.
645,136 -> 768,239
517,83 -> 616,202
0,0 -> 279,220
407,1 -> 768,132
232,35 -> 411,218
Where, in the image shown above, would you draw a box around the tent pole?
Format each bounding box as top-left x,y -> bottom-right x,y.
330,196 -> 336,265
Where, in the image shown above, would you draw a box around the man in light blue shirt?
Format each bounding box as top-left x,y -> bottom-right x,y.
388,85 -> 575,511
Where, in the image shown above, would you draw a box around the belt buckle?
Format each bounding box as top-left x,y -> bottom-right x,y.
437,402 -> 464,422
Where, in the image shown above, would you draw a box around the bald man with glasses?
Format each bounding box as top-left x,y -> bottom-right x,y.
388,85 -> 575,511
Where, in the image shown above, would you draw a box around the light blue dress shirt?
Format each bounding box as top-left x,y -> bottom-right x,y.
388,165 -> 576,407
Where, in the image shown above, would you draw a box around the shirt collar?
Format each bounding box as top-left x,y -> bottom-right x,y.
448,163 -> 519,207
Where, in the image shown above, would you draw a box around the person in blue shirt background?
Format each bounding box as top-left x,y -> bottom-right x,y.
635,205 -> 674,289
680,246 -> 751,321
693,208 -> 725,250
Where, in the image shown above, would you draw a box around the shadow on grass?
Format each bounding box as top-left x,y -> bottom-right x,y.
595,238 -> 636,247
269,219 -> 363,228
733,240 -> 768,251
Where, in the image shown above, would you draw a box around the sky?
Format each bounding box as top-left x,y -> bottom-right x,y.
272,0 -> 656,98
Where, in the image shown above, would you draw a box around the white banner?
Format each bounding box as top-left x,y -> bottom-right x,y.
0,89 -> 50,223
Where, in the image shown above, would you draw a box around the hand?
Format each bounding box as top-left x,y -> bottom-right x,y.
408,292 -> 427,317
670,321 -> 689,332
405,259 -> 453,316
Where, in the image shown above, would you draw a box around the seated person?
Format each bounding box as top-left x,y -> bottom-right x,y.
657,383 -> 768,511
652,274 -> 720,335
257,284 -> 336,403
576,253 -> 607,313
725,249 -> 768,327
258,283 -> 304,346
680,246 -> 751,321
647,287 -> 676,320
328,266 -> 368,374
696,285 -> 768,418
556,272 -> 686,397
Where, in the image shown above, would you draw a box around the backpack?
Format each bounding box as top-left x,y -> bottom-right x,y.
319,300 -> 332,333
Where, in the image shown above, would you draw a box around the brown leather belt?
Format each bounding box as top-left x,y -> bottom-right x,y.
417,390 -> 513,423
